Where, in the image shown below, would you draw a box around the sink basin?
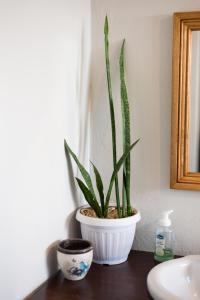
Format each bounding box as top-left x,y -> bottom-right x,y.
147,255 -> 200,300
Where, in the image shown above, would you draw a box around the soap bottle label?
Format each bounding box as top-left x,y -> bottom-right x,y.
155,233 -> 165,256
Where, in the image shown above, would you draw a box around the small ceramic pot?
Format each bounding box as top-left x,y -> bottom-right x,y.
57,238 -> 93,281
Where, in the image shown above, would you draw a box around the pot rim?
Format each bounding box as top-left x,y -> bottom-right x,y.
76,204 -> 141,227
57,238 -> 93,254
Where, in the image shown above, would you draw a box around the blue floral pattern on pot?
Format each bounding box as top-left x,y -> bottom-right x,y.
57,252 -> 93,280
68,261 -> 89,277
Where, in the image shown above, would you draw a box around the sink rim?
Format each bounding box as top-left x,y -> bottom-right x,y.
147,255 -> 200,300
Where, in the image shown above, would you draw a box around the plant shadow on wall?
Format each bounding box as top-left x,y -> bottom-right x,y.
64,16 -> 141,265
64,20 -> 90,233
64,148 -> 81,237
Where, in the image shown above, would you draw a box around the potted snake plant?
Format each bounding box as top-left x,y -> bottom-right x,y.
64,16 -> 140,265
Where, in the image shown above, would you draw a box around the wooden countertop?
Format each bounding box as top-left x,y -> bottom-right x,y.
26,250 -> 155,300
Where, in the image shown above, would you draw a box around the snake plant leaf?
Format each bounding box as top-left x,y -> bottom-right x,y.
104,16 -> 121,217
90,162 -> 105,214
120,39 -> 132,216
75,178 -> 102,218
64,140 -> 96,198
104,15 -> 109,35
122,170 -> 127,217
104,138 -> 140,216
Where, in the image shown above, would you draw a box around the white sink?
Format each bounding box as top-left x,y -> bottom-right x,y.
147,256 -> 200,300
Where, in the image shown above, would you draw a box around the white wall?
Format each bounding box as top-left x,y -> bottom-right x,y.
90,0 -> 200,256
0,1 -> 91,299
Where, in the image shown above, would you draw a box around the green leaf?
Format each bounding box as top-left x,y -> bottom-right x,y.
91,162 -> 104,214
104,15 -> 109,35
64,140 -> 96,198
104,139 -> 140,216
122,171 -> 127,217
104,15 -> 121,217
76,178 -> 102,218
120,39 -> 132,216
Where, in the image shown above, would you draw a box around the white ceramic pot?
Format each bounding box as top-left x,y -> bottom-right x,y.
57,239 -> 93,280
76,206 -> 141,265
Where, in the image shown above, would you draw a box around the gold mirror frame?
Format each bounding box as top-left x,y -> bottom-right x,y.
171,11 -> 200,190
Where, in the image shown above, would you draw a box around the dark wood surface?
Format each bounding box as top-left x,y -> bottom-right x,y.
26,250 -> 156,300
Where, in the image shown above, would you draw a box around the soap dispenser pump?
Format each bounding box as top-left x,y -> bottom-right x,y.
154,210 -> 175,262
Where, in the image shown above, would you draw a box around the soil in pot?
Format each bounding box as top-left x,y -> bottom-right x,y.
80,206 -> 137,219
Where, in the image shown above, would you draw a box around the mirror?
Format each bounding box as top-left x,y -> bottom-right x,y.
171,11 -> 200,190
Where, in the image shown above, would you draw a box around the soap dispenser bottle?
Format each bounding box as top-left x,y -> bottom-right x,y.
154,210 -> 175,262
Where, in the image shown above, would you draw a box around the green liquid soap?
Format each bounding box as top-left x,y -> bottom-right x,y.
154,210 -> 175,263
154,248 -> 174,262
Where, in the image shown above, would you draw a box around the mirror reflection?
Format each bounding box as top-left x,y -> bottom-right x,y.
190,31 -> 200,172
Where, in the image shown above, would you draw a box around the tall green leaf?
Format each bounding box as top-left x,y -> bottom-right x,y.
120,39 -> 132,216
76,178 -> 102,217
64,140 -> 96,199
122,171 -> 127,217
104,138 -> 140,216
91,162 -> 105,215
104,16 -> 121,217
